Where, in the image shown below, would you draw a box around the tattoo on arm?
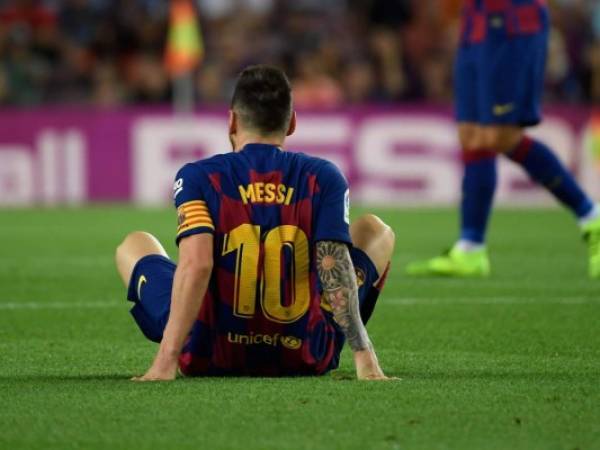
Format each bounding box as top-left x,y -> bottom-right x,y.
316,241 -> 371,352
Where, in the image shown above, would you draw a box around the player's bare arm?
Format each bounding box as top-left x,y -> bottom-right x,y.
133,233 -> 214,381
316,240 -> 390,381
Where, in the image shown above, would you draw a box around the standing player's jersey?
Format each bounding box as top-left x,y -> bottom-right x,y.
173,144 -> 350,376
460,0 -> 549,44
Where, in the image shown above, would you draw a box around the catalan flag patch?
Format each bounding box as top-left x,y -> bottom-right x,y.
177,200 -> 214,237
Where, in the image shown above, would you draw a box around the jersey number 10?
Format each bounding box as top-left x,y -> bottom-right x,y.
222,224 -> 311,324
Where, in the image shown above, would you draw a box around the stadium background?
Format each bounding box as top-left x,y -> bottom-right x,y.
0,0 -> 599,206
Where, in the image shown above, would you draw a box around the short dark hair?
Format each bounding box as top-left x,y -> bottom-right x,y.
231,65 -> 293,135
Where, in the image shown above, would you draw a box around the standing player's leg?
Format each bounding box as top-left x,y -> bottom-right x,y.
456,123 -> 498,253
477,29 -> 599,231
405,123 -> 496,277
480,125 -> 599,226
453,42 -> 499,261
115,231 -> 176,342
480,31 -> 600,278
408,29 -> 600,278
407,43 -> 494,277
349,214 -> 395,323
497,132 -> 600,278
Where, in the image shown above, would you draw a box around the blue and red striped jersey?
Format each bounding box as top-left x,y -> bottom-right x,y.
173,143 -> 351,376
460,0 -> 549,44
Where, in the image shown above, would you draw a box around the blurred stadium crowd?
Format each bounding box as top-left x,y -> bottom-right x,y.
0,0 -> 599,107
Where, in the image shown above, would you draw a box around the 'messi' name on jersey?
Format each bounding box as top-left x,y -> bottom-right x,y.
238,182 -> 294,205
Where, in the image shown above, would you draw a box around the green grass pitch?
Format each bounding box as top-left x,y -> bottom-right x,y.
1,206 -> 599,450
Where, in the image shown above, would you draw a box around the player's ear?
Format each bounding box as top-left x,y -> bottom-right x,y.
286,111 -> 297,137
229,110 -> 237,135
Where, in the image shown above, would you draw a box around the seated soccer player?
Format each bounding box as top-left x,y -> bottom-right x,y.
407,0 -> 600,278
115,65 -> 395,381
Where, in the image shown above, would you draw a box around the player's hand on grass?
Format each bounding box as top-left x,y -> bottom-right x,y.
132,353 -> 179,382
354,349 -> 397,381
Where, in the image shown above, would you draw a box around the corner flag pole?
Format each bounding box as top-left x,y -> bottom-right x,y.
164,0 -> 204,114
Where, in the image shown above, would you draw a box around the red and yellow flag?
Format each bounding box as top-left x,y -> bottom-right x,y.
164,0 -> 204,77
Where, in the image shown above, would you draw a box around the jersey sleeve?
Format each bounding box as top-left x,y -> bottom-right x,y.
173,163 -> 215,245
313,161 -> 352,245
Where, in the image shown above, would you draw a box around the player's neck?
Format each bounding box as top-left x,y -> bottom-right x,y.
233,133 -> 285,152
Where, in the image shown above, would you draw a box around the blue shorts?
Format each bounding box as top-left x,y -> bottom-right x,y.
454,30 -> 548,127
126,248 -> 383,344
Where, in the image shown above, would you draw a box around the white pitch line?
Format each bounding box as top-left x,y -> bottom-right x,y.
1,297 -> 598,311
386,297 -> 599,306
0,301 -> 122,310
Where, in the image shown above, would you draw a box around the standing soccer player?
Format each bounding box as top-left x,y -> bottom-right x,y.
115,65 -> 395,381
407,0 -> 600,278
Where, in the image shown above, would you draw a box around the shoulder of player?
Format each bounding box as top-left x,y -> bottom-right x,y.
292,153 -> 347,188
286,150 -> 341,174
312,157 -> 346,183
177,153 -> 232,177
176,161 -> 204,183
196,152 -> 230,167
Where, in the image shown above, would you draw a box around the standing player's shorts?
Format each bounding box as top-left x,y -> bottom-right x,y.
454,28 -> 548,127
126,248 -> 386,346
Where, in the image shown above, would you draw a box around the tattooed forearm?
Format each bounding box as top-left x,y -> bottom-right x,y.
316,241 -> 371,352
